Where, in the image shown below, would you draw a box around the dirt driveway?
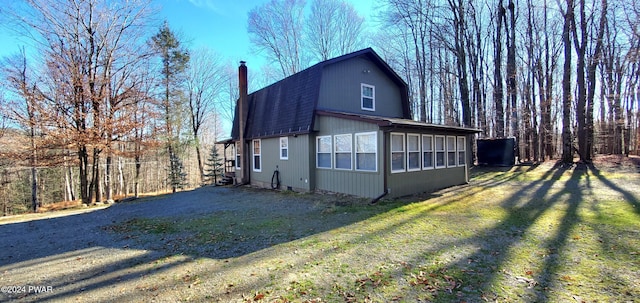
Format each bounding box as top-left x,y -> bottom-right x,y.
0,186 -> 362,302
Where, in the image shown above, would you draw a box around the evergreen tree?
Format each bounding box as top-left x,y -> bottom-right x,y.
151,21 -> 190,193
167,153 -> 188,191
204,145 -> 224,185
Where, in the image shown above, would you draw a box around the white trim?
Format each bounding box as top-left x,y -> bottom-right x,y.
316,135 -> 332,169
407,133 -> 421,172
252,139 -> 262,172
435,135 -> 446,169
391,132 -> 406,173
422,134 -> 434,170
334,134 -> 352,170
361,83 -> 375,111
279,137 -> 289,160
355,131 -> 377,172
457,136 -> 467,167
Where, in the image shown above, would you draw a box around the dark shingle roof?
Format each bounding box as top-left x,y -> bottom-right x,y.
231,48 -> 410,140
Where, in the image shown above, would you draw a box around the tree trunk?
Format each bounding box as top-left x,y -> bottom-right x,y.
105,154 -> 113,202
561,0 -> 574,164
506,0 -> 518,159
494,2 -> 506,138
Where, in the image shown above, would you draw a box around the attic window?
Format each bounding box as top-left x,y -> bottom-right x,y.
361,83 -> 375,111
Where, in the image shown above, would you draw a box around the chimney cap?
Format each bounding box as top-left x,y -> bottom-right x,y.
240,61 -> 246,65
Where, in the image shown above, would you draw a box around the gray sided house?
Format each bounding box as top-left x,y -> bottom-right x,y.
225,48 -> 479,199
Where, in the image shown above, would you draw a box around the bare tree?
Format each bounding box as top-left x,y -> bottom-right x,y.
1,50 -> 42,212
4,0 -> 154,204
248,0 -> 306,77
185,47 -> 225,183
305,0 -> 365,61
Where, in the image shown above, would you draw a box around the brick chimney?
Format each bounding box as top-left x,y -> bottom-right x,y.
237,61 -> 249,184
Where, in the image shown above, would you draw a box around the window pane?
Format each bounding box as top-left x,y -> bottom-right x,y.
457,137 -> 465,151
254,155 -> 261,170
423,151 -> 433,167
253,140 -> 261,154
392,152 -> 405,171
436,152 -> 445,167
281,149 -> 288,158
356,133 -> 376,152
317,153 -> 331,168
458,151 -> 466,165
335,134 -> 351,152
318,136 -> 331,153
435,136 -> 445,151
362,85 -> 373,97
408,135 -> 419,151
448,152 -> 456,166
362,97 -> 373,109
335,153 -> 352,169
423,135 -> 433,151
447,136 -> 456,151
408,152 -> 420,169
356,153 -> 376,171
391,134 -> 404,152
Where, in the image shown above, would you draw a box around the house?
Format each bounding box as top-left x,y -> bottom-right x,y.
222,48 -> 480,199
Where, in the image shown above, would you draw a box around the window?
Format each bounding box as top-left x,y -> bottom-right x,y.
235,142 -> 241,169
422,135 -> 434,169
391,133 -> 405,172
361,83 -> 375,111
316,136 -> 332,169
280,137 -> 288,160
355,132 -> 377,171
407,134 -> 421,171
252,139 -> 261,172
435,136 -> 446,168
447,136 -> 457,167
457,136 -> 466,166
334,134 -> 352,170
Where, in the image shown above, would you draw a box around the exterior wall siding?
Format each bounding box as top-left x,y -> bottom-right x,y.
313,115 -> 384,198
387,166 -> 467,198
249,135 -> 312,192
317,57 -> 404,118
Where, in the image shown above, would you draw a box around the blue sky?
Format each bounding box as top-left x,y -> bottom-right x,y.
0,0 -> 379,68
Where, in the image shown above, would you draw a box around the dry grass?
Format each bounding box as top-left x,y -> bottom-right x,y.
104,160 -> 640,302
3,157 -> 638,302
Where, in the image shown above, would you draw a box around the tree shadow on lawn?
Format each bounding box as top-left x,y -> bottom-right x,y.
374,163 -> 587,301
0,186 -> 401,301
587,164 -> 640,215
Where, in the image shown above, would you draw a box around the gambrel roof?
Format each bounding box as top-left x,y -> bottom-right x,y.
231,48 -> 411,140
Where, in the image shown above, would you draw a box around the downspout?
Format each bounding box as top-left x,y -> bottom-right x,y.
238,61 -> 250,185
370,130 -> 389,204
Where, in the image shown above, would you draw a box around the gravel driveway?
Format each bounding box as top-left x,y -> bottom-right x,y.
0,186 -> 353,302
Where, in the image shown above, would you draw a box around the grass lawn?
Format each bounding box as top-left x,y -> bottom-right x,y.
113,161 -> 640,302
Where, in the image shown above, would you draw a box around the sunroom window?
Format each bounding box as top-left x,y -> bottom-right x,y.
407,134 -> 421,171
422,135 -> 434,169
391,133 -> 405,172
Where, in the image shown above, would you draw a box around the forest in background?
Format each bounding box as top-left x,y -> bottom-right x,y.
0,0 -> 638,215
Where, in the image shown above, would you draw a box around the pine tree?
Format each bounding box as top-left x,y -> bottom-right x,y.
204,145 -> 224,185
167,153 -> 188,191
